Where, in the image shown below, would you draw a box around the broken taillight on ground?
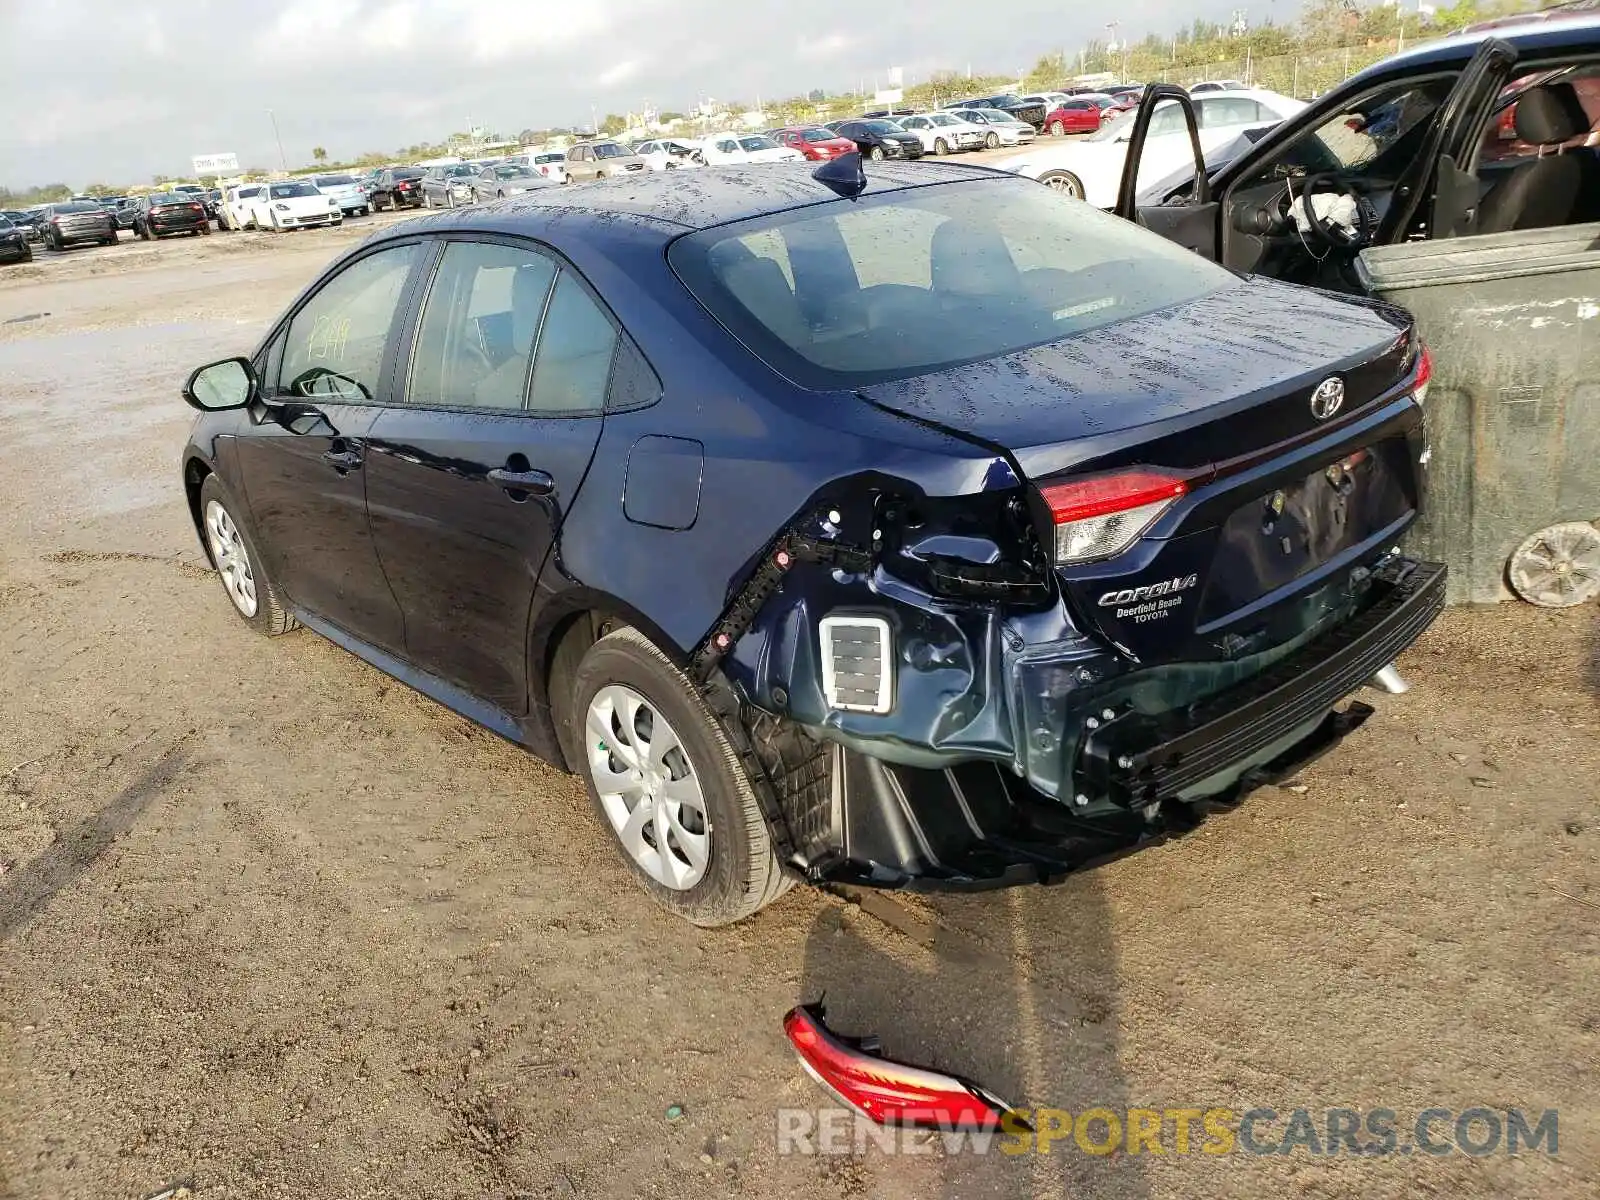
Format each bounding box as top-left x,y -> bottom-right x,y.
782,1004 -> 1025,1130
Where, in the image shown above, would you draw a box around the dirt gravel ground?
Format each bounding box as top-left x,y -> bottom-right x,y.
0,217 -> 1596,1200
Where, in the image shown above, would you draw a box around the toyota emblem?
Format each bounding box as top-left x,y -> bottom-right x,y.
1310,377 -> 1346,420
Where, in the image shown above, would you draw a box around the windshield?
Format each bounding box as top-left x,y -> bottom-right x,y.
802,128 -> 838,142
445,165 -> 476,177
269,182 -> 320,198
534,153 -> 564,163
316,175 -> 356,186
863,120 -> 903,134
671,177 -> 1233,389
740,136 -> 779,151
594,143 -> 628,159
493,165 -> 536,178
929,113 -> 962,127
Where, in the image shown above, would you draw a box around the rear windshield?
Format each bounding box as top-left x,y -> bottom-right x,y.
392,168 -> 424,180
669,177 -> 1233,389
54,202 -> 102,213
492,165 -> 536,178
148,193 -> 194,205
316,175 -> 356,186
269,182 -> 320,198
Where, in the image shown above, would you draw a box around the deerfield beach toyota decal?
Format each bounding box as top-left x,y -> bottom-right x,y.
1099,574 -> 1200,623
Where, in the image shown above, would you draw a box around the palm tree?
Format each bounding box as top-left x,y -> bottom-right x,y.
312,146 -> 328,164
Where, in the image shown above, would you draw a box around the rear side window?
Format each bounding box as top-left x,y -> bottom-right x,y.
408,241 -> 558,410
670,177 -> 1233,389
528,273 -> 618,413
277,244 -> 420,401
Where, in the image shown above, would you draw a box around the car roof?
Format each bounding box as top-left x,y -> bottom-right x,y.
365,160 -> 1008,237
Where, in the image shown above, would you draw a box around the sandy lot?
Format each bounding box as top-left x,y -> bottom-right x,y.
0,212 -> 1596,1200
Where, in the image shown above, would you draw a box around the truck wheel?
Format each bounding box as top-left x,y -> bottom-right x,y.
1507,522 -> 1600,607
566,627 -> 791,926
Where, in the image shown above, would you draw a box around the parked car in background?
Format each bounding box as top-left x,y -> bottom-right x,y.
177,160 -> 1442,925
896,111 -> 988,154
698,133 -> 804,165
632,139 -> 704,169
770,125 -> 859,161
528,151 -> 569,183
314,174 -> 371,217
108,198 -> 139,230
829,118 -> 925,160
1191,79 -> 1249,94
1042,94 -> 1118,136
244,180 -> 343,231
221,185 -> 264,231
1001,88 -> 1302,204
38,201 -> 118,250
5,208 -> 45,240
564,140 -> 648,181
1019,91 -> 1074,113
133,192 -> 211,239
0,214 -> 32,264
421,164 -> 480,208
368,167 -> 426,210
954,107 -> 1039,147
944,92 -> 1049,129
470,163 -> 559,200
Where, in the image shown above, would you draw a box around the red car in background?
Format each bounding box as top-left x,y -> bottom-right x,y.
1041,94 -> 1119,136
772,125 -> 859,161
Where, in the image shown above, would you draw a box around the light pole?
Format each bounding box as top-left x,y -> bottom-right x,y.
266,109 -> 287,173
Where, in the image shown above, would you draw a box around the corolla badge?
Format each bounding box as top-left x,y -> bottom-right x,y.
1310,376 -> 1346,420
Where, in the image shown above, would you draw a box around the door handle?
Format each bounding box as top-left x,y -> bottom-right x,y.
323,447 -> 362,472
487,467 -> 554,497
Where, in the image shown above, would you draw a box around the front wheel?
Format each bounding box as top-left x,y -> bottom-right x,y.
199,475 -> 297,636
1037,169 -> 1085,199
868,145 -> 884,161
567,628 -> 790,926
933,138 -> 949,155
985,131 -> 1000,149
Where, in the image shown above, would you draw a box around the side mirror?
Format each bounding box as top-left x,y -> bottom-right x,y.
183,356 -> 256,412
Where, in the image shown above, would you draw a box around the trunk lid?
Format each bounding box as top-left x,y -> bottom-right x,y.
856,277 -> 1426,665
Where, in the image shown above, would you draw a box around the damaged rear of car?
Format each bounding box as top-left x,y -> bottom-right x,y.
664,168 -> 1442,898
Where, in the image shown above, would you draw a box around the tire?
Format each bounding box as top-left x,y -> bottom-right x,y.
985,131 -> 1000,149
1037,169 -> 1085,199
18,243 -> 31,263
868,145 -> 885,161
198,475 -> 297,637
1048,120 -> 1066,137
199,223 -> 211,235
567,627 -> 789,926
934,138 -> 949,155
389,194 -> 401,212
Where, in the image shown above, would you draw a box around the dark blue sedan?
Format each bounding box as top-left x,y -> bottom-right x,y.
179,159 -> 1443,924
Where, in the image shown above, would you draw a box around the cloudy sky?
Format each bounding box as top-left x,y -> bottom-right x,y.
0,0 -> 1250,186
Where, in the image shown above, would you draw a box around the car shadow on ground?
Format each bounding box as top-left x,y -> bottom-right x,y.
796,875 -> 1151,1197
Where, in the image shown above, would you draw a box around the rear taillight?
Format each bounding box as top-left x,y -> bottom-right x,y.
1039,468 -> 1191,564
1411,344 -> 1432,406
783,1006 -> 1016,1130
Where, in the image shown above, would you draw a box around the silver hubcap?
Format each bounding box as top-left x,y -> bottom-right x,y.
586,685 -> 710,890
1044,174 -> 1081,197
204,499 -> 259,618
1509,522 -> 1600,607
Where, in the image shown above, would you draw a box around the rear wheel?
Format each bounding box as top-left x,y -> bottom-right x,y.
1048,120 -> 1066,137
933,137 -> 949,155
868,145 -> 884,161
1038,169 -> 1085,199
985,131 -> 1000,149
198,475 -> 297,636
567,628 -> 790,926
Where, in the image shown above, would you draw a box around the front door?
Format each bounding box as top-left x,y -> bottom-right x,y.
364,237 -> 614,715
233,240 -> 427,653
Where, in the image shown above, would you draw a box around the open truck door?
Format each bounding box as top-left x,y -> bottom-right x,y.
1111,39 -> 1600,606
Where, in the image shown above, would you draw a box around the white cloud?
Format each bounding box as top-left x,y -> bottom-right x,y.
596,60 -> 641,87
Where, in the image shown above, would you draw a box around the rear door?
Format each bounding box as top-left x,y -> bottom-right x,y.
363,236 -> 623,715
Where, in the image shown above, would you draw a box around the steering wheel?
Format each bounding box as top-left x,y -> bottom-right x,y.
1298,173 -> 1370,250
